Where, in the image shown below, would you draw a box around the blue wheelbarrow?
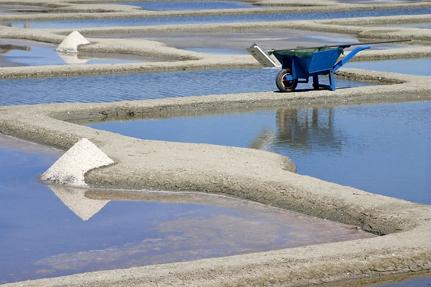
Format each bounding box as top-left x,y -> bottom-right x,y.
271,45 -> 370,92
247,40 -> 407,92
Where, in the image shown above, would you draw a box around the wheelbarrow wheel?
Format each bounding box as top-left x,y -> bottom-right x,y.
276,69 -> 298,92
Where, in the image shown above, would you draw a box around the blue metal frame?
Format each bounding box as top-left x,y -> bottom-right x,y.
273,45 -> 370,91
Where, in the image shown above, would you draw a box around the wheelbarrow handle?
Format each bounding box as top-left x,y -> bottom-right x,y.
273,39 -> 411,52
332,45 -> 370,72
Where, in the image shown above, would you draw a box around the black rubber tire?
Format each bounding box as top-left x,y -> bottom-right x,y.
276,69 -> 298,92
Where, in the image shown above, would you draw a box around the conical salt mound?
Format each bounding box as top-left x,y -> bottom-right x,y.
56,31 -> 90,54
41,138 -> 114,187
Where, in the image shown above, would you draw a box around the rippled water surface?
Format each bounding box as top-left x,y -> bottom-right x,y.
0,38 -> 150,67
348,57 -> 431,76
326,273 -> 431,287
2,7 -> 429,29
402,22 -> 431,29
338,0 -> 425,3
0,68 -> 369,105
370,275 -> 431,287
0,3 -> 47,14
90,101 -> 431,204
369,22 -> 431,29
123,1 -> 256,10
99,28 -> 359,55
0,134 -> 372,283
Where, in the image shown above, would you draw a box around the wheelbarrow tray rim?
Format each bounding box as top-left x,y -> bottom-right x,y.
272,46 -> 343,58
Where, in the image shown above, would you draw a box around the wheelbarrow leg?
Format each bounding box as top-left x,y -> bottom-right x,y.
312,75 -> 319,90
328,71 -> 336,91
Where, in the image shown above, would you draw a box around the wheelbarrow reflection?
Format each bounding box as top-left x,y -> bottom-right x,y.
250,107 -> 344,152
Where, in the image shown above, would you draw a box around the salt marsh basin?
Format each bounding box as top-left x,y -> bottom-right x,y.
124,1 -> 257,10
0,1 -> 430,286
349,57 -> 431,76
0,68 -> 369,105
87,28 -> 359,55
0,135 -> 373,284
89,101 -> 431,204
2,7 -> 429,29
1,72 -> 429,286
0,38 -> 150,67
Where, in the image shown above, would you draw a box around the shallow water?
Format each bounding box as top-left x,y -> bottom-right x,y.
0,3 -> 48,14
399,22 -> 431,29
89,28 -> 405,55
124,1 -> 256,10
326,273 -> 431,287
0,68 -> 369,105
0,38 -> 153,67
94,28 -> 359,55
0,134 -> 372,283
370,275 -> 431,287
90,101 -> 431,204
338,0 -> 425,3
2,7 -> 429,29
367,22 -> 431,29
348,57 -> 431,76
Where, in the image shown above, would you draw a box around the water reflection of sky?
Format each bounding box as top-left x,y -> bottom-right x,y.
123,1 -> 256,10
2,7 -> 429,29
0,135 -> 371,284
366,274 -> 431,287
366,22 -> 431,29
107,28 -> 359,55
90,101 -> 431,205
0,68 -> 369,105
0,39 -> 144,67
399,22 -> 431,29
0,3 -> 47,15
348,57 -> 431,76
